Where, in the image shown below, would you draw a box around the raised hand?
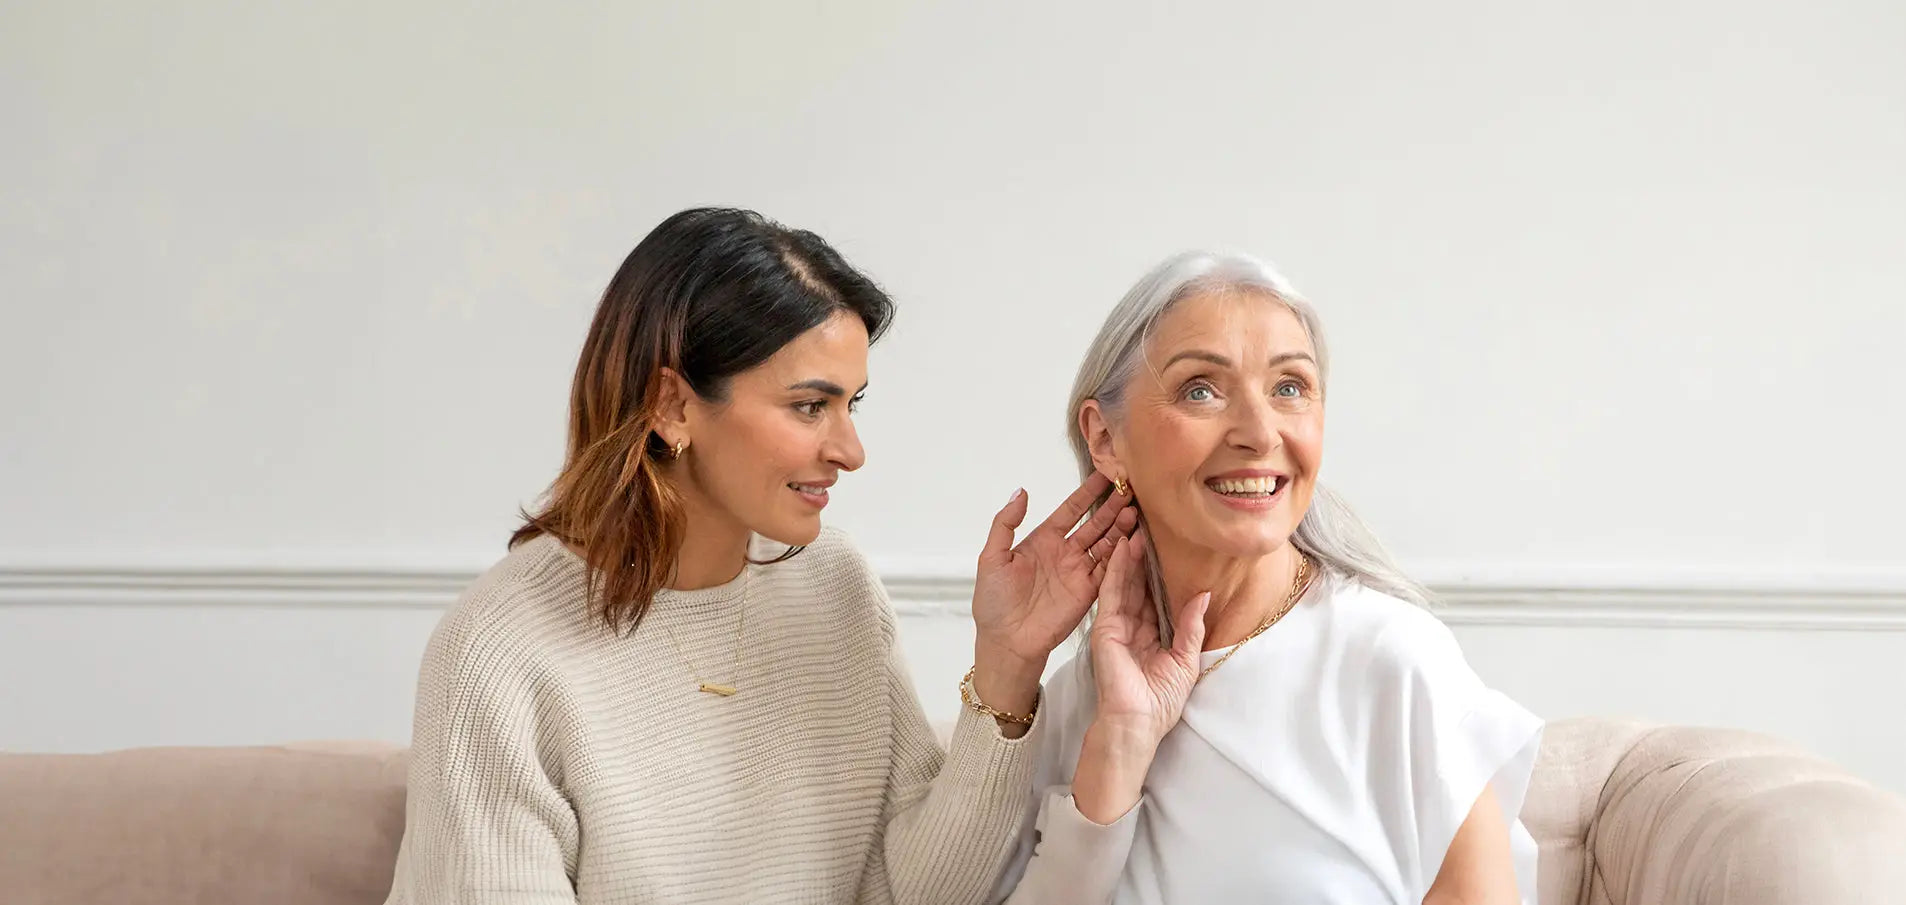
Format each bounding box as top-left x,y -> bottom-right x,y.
1088,528 -> 1209,750
970,472 -> 1139,671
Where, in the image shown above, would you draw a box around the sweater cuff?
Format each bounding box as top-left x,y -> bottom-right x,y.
938,700 -> 1042,803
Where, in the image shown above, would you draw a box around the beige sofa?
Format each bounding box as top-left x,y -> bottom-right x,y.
3,718 -> 1904,905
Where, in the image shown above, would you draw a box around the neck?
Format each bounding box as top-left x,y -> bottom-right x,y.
669,478 -> 752,591
1153,533 -> 1305,651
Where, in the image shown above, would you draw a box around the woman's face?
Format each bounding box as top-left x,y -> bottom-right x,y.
1085,290 -> 1324,562
671,310 -> 870,548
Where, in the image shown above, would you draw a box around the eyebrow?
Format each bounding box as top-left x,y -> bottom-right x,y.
787,379 -> 868,396
1161,350 -> 1316,370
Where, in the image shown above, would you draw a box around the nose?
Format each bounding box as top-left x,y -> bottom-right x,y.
826,411 -> 867,472
1226,390 -> 1281,455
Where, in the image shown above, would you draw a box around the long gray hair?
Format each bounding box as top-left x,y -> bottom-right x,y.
1067,251 -> 1433,623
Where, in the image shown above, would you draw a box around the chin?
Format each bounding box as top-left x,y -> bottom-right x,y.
758,516 -> 824,549
1196,527 -> 1294,559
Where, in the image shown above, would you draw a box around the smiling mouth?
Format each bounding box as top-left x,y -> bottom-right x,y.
789,482 -> 830,497
1205,475 -> 1286,498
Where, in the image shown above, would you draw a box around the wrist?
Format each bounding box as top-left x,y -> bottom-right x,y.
1083,718 -> 1160,766
973,637 -> 1048,684
968,646 -> 1044,740
1073,722 -> 1156,825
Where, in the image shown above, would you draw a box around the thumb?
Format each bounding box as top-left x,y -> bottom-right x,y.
983,488 -> 1030,560
1173,592 -> 1211,664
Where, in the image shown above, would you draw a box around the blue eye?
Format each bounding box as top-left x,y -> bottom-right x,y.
1185,385 -> 1215,402
1275,382 -> 1301,397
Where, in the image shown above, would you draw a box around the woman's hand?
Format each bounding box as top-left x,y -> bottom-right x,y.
1072,529 -> 1209,823
1088,529 -> 1209,750
967,473 -> 1137,734
971,473 -> 1137,670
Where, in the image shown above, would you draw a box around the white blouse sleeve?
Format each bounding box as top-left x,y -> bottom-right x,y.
1365,609 -> 1544,903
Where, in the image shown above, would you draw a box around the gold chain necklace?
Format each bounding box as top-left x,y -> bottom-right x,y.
656,587 -> 750,697
1198,554 -> 1312,681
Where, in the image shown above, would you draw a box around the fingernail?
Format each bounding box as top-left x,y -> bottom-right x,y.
1006,487 -> 1023,505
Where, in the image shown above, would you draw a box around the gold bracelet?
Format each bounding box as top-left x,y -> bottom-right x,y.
959,665 -> 1037,726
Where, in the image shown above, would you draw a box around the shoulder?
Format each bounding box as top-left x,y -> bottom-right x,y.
759,524 -> 898,639
422,534 -> 595,691
1311,576 -> 1458,657
1314,577 -> 1479,704
784,524 -> 883,589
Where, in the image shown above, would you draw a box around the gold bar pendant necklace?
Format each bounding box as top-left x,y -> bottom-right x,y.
661,590 -> 749,697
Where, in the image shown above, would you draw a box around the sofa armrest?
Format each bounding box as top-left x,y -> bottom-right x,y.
1586,725 -> 1906,904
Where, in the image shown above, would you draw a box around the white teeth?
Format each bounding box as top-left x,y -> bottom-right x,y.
790,483 -> 827,495
1209,476 -> 1280,495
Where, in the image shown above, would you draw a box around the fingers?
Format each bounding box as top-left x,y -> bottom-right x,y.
1100,535 -> 1131,609
1036,472 -> 1115,540
1123,527 -> 1149,592
1087,535 -> 1116,568
984,488 -> 1030,559
1100,534 -> 1148,621
1172,592 -> 1212,663
1064,482 -> 1133,550
1132,567 -> 1162,649
1084,508 -> 1140,589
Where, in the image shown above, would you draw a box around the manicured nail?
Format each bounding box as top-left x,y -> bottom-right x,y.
1006,487 -> 1024,505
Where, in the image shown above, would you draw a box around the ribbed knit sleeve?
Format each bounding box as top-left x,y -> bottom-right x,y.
858,606 -> 1041,904
385,608 -> 582,905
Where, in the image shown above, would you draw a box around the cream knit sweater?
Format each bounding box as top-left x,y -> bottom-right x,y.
383,529 -> 1039,905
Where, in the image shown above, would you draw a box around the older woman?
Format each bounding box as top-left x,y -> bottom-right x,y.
990,253 -> 1544,904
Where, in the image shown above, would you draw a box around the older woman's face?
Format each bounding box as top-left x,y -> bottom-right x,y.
1102,290 -> 1323,560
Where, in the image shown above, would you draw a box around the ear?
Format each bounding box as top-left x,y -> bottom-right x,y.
653,367 -> 695,445
1077,399 -> 1124,484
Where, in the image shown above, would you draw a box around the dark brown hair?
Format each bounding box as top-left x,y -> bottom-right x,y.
513,208 -> 894,633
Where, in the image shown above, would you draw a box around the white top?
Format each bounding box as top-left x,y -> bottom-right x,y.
384,528 -> 1039,905
991,575 -> 1544,905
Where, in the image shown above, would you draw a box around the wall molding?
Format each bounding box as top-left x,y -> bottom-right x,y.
3,564 -> 1905,630
879,574 -> 1906,630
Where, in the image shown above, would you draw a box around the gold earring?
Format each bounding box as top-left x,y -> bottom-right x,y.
1113,476 -> 1129,496
671,439 -> 689,459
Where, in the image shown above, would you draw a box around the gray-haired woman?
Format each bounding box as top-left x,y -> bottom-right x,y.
989,252 -> 1544,905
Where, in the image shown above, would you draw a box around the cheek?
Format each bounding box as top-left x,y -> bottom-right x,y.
743,417 -> 813,482
1132,408 -> 1217,479
704,408 -> 806,493
1292,427 -> 1324,469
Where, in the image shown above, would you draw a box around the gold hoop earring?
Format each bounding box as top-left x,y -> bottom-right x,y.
671,439 -> 689,459
1112,476 -> 1129,497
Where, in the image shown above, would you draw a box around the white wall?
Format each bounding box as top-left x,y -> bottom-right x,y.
3,1 -> 1904,792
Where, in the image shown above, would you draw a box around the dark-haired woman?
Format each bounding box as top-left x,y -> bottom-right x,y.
383,208 -> 1135,905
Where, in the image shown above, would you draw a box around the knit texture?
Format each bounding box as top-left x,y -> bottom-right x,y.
383,528 -> 1039,904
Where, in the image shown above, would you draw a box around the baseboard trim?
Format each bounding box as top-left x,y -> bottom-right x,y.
3,565 -> 1905,630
